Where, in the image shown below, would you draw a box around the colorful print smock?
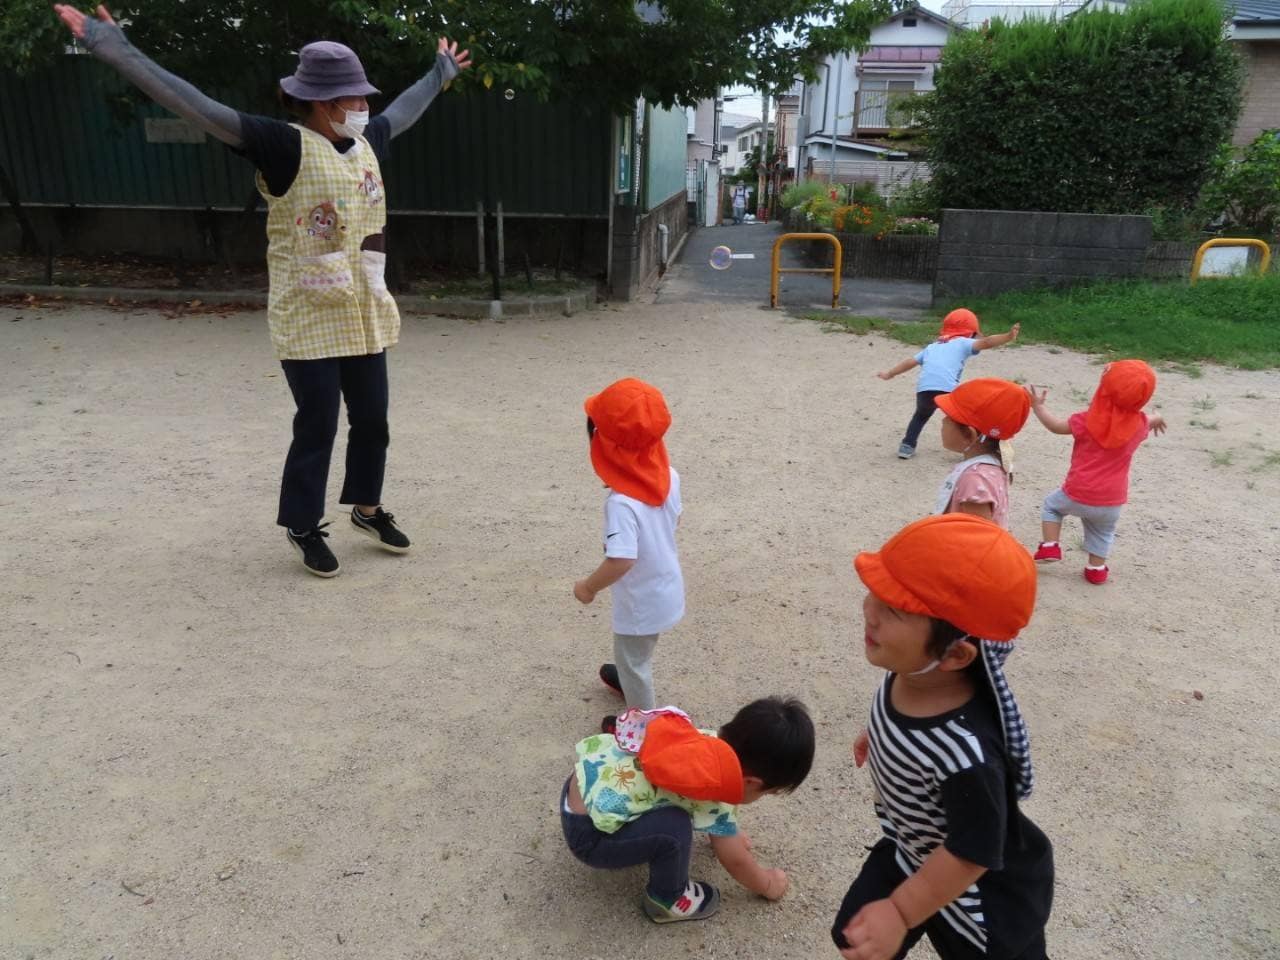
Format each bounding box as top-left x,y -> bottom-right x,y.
259,125 -> 399,360
573,732 -> 739,836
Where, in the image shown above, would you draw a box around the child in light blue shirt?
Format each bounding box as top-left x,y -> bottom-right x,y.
878,309 -> 1020,459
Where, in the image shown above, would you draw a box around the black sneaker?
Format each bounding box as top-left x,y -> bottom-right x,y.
287,524 -> 340,578
350,507 -> 411,553
599,663 -> 623,697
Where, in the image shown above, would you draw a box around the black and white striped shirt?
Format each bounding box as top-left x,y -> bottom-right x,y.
866,674 -> 1053,955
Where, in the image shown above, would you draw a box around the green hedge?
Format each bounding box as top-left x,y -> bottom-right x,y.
926,0 -> 1242,215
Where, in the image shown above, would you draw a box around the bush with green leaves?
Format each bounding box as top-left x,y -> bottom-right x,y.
1199,131 -> 1280,236
925,0 -> 1242,214
780,181 -> 832,210
888,177 -> 940,220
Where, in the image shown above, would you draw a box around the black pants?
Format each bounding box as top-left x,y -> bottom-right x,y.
560,778 -> 692,902
832,839 -> 1047,960
902,390 -> 946,448
277,352 -> 389,531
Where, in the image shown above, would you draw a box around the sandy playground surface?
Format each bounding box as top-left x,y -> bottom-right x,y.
2,289 -> 1278,960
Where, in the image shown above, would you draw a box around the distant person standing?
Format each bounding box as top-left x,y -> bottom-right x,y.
731,185 -> 748,224
53,4 -> 471,577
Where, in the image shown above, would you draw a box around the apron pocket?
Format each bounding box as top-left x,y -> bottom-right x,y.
296,251 -> 355,306
360,249 -> 391,297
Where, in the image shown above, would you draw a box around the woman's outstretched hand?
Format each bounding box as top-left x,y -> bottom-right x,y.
438,37 -> 472,71
54,3 -> 115,39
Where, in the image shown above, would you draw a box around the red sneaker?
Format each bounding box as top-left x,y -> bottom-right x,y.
1083,565 -> 1109,585
600,714 -> 618,735
1033,542 -> 1062,562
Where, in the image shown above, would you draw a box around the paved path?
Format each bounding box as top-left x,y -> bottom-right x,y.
654,220 -> 933,318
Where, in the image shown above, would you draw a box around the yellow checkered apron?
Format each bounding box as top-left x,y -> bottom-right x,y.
260,125 -> 400,360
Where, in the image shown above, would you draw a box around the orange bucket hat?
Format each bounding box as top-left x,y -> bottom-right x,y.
583,378 -> 671,506
639,714 -> 744,804
853,514 -> 1036,642
1085,360 -> 1156,449
939,308 -> 980,342
935,378 -> 1031,441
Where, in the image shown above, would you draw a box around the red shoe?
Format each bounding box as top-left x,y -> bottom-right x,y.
1083,565 -> 1109,585
1034,542 -> 1062,562
600,714 -> 618,735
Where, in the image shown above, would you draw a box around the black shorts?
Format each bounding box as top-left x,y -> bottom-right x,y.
832,838 -> 1048,960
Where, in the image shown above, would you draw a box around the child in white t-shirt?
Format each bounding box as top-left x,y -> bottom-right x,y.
574,378 -> 684,734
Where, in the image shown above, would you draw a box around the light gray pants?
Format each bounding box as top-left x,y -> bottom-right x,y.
1041,488 -> 1123,558
614,632 -> 659,710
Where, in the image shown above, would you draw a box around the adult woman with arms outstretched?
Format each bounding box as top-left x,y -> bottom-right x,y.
53,4 -> 471,577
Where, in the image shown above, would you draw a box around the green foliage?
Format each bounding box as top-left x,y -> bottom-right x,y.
1145,204 -> 1207,241
1199,132 -> 1280,235
888,177 -> 940,219
5,0 -> 898,113
925,0 -> 1243,214
847,180 -> 887,209
937,273 -> 1280,369
780,180 -> 831,210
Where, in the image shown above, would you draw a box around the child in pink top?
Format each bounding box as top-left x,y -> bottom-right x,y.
933,378 -> 1031,528
1026,361 -> 1167,584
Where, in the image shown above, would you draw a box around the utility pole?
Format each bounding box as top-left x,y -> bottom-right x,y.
758,85 -> 770,220
829,52 -> 843,186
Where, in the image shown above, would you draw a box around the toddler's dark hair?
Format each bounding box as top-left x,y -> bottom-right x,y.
928,618 -> 988,683
718,696 -> 815,792
927,617 -> 969,659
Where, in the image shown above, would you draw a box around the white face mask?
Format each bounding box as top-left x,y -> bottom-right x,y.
330,107 -> 369,139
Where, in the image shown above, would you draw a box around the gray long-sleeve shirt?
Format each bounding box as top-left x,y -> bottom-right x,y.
80,17 -> 458,194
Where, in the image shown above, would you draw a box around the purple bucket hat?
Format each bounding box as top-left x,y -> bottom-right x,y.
280,41 -> 380,100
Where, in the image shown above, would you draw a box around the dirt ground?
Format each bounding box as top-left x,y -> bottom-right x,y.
2,291 -> 1278,960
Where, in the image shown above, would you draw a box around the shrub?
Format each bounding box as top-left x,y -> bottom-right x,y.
780,181 -> 832,210
925,0 -> 1242,214
1198,132 -> 1280,236
833,203 -> 897,236
888,177 -> 940,220
892,217 -> 938,236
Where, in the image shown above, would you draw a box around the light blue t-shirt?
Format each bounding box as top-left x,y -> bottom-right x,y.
914,337 -> 978,393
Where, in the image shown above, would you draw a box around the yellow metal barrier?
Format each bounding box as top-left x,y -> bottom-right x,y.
770,233 -> 843,308
1190,237 -> 1271,283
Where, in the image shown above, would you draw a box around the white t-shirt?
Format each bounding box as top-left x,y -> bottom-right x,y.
603,467 -> 684,635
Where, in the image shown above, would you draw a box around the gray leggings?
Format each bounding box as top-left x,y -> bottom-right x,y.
615,632 -> 659,710
1042,488 -> 1122,558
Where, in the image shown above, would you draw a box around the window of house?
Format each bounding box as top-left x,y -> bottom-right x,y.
861,78 -> 917,92
903,17 -> 917,26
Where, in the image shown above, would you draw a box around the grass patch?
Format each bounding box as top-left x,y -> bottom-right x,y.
812,313 -> 936,344
1209,449 -> 1235,467
934,274 -> 1280,369
1252,450 -> 1280,472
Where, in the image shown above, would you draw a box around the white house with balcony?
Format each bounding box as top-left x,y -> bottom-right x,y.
799,6 -> 959,181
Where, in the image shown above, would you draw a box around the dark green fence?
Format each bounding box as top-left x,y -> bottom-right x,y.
0,57 -> 612,216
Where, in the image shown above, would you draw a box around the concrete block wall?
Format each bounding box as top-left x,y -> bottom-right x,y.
933,209 -> 1152,300
609,190 -> 688,301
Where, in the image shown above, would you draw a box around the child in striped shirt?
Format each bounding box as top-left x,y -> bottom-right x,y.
834,515 -> 1054,960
